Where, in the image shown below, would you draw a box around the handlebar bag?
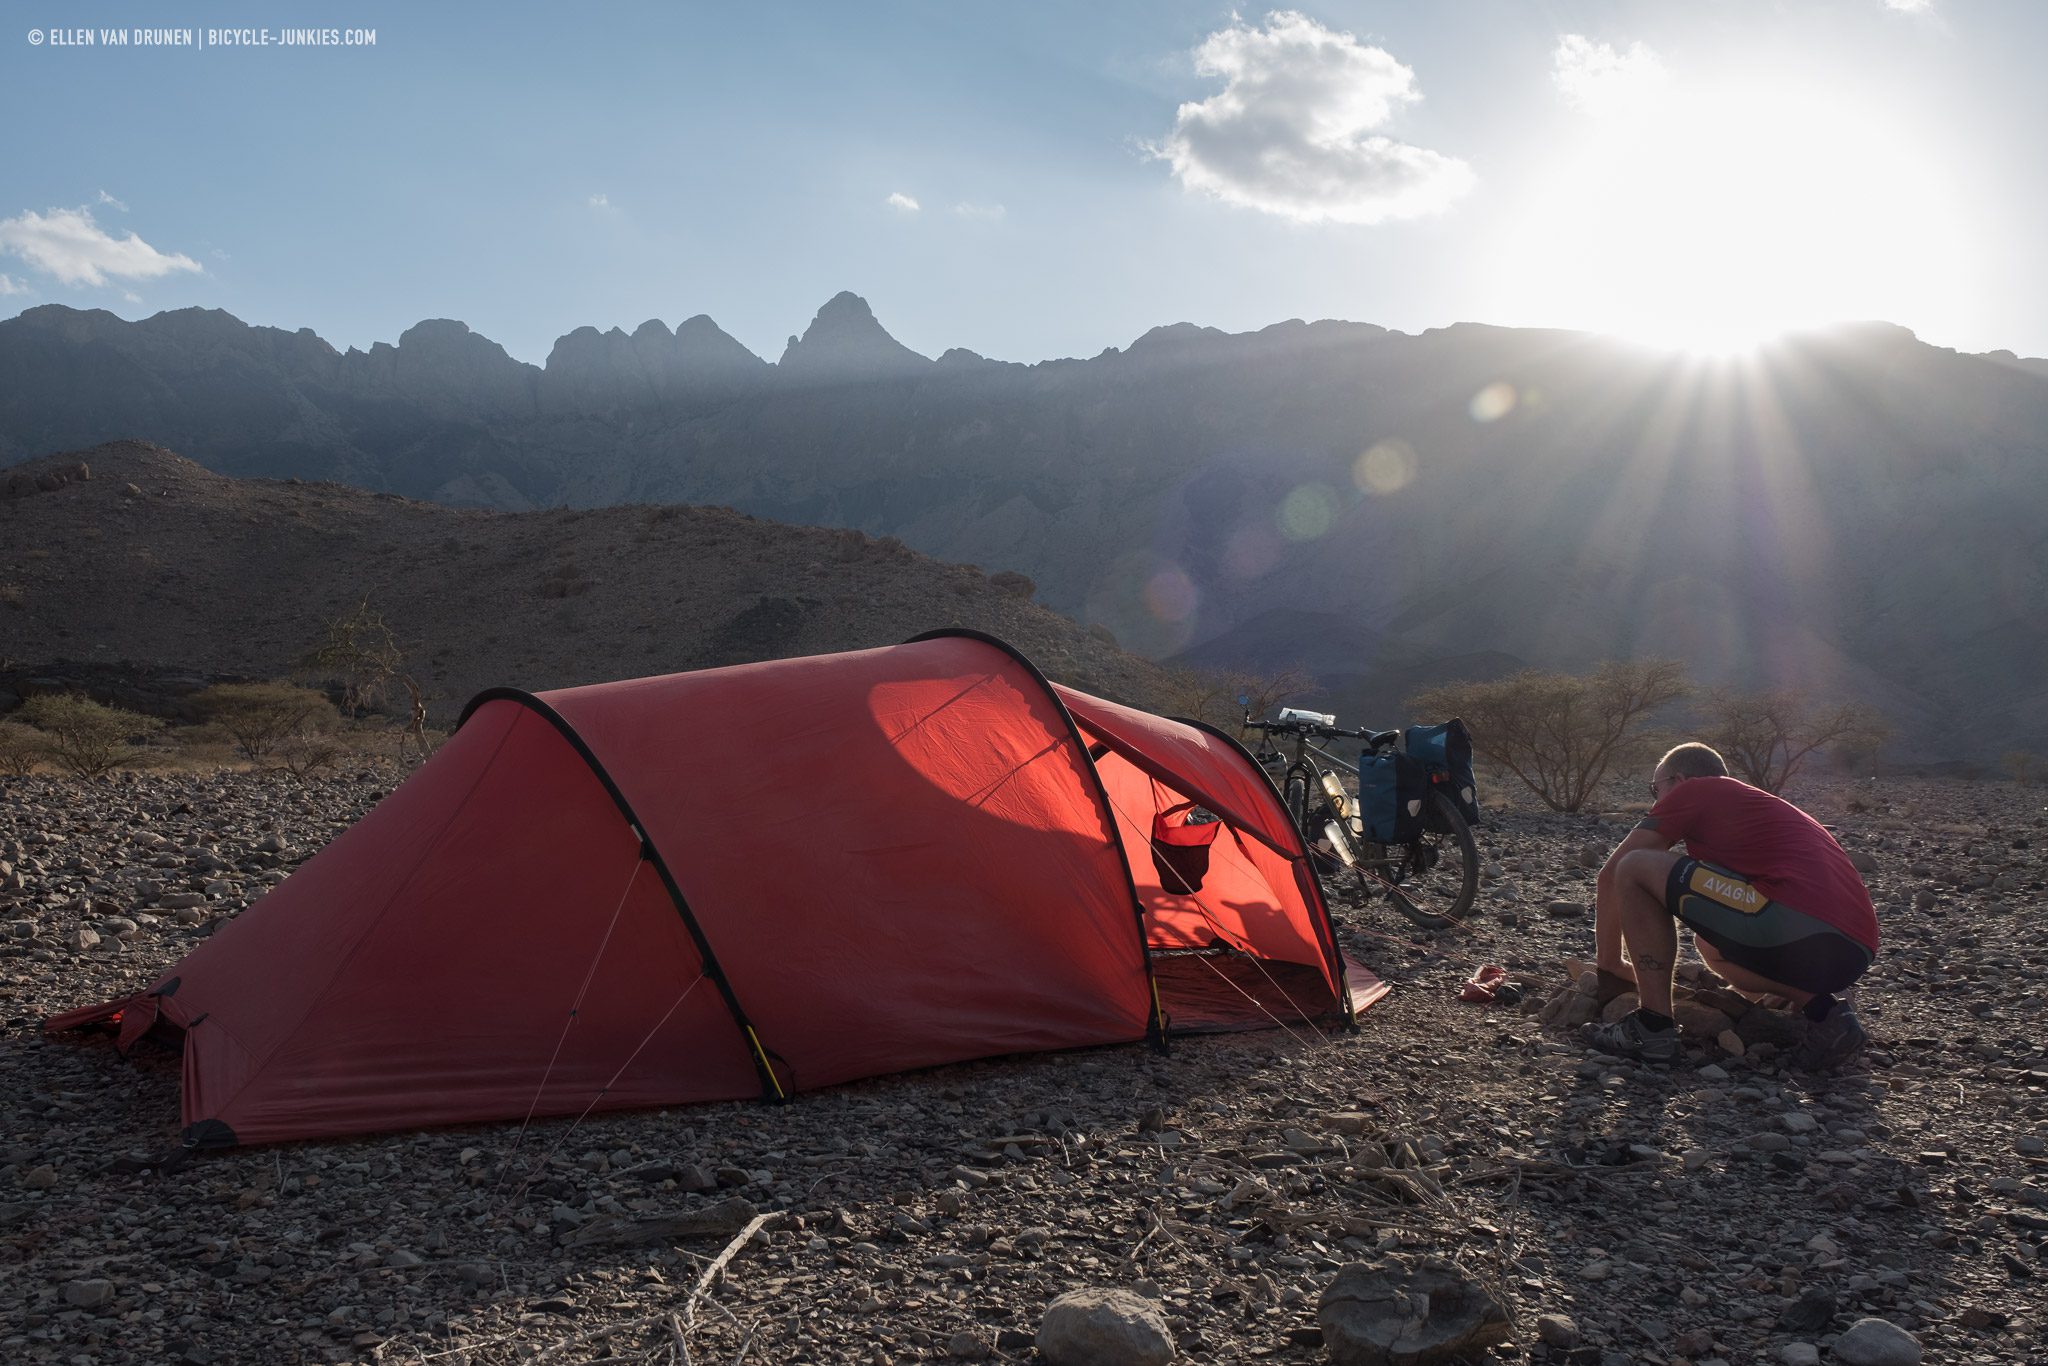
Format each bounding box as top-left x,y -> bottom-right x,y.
1151,802 -> 1221,893
1403,719 -> 1481,825
1358,753 -> 1427,844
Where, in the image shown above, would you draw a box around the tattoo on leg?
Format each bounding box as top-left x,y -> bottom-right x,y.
1633,955 -> 1669,974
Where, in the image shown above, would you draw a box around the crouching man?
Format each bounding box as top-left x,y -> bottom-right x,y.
1583,742 -> 1878,1068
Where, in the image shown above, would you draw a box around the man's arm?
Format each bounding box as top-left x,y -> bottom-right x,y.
1599,825 -> 1674,881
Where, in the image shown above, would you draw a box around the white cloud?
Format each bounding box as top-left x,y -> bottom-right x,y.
1553,35 -> 1669,116
0,205 -> 201,287
95,189 -> 128,211
1885,0 -> 1933,12
0,273 -> 29,296
587,192 -> 613,210
885,191 -> 921,212
952,201 -> 1006,220
122,290 -> 144,305
1153,10 -> 1473,225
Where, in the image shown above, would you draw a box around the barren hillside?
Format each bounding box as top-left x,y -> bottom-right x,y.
0,442 -> 1169,716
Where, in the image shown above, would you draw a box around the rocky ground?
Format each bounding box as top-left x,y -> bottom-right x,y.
2,768 -> 2043,1365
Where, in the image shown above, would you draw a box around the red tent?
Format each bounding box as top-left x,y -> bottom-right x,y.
50,631 -> 1379,1149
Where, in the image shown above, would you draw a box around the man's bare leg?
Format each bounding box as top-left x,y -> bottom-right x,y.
1593,852 -> 1642,1002
1612,849 -> 1683,1017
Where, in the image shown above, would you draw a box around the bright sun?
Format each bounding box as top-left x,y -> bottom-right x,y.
1497,77 -> 1972,353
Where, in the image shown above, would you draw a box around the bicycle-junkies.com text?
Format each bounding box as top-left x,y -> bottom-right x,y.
29,27 -> 378,49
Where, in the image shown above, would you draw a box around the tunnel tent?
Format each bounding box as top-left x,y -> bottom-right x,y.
49,629 -> 1381,1150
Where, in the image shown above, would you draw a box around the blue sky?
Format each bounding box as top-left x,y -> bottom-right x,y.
3,0 -> 2043,363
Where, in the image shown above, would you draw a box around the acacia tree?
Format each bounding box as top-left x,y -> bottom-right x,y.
1412,660 -> 1689,812
297,600 -> 433,763
1698,687 -> 1891,794
0,722 -> 44,777
2005,751 -> 2039,786
190,682 -> 339,764
1160,663 -> 1319,736
19,694 -> 163,779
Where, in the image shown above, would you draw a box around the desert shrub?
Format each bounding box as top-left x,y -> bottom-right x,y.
275,730 -> 348,779
190,682 -> 340,764
18,694 -> 163,779
2004,750 -> 2040,786
1412,660 -> 1689,812
1162,663 -> 1319,736
1698,687 -> 1891,794
0,722 -> 44,776
989,570 -> 1036,600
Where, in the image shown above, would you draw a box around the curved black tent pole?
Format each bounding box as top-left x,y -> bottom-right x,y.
458,687 -> 789,1101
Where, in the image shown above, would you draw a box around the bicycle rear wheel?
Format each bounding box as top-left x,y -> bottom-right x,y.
1381,789 -> 1480,930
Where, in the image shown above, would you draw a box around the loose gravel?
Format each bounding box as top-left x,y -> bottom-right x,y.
3,770 -> 2043,1364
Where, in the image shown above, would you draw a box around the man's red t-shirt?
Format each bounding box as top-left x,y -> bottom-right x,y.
1645,776 -> 1879,951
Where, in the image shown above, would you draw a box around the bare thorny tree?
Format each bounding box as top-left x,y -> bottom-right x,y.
1161,663 -> 1321,737
297,599 -> 434,764
1698,687 -> 1892,794
1413,661 -> 1690,812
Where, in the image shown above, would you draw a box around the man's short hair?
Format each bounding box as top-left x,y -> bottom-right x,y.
1658,742 -> 1729,778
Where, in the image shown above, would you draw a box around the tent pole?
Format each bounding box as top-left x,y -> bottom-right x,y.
457,689 -> 789,1102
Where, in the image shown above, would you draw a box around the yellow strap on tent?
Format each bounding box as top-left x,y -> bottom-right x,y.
746,1025 -> 785,1101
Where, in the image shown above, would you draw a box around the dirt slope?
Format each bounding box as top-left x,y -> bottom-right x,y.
0,441 -> 1168,716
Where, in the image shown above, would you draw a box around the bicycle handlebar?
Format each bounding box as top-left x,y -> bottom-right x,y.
1244,716 -> 1397,746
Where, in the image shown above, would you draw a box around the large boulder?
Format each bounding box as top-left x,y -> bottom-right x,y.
1036,1287 -> 1174,1366
1317,1258 -> 1510,1365
1830,1317 -> 1923,1366
1673,999 -> 1737,1039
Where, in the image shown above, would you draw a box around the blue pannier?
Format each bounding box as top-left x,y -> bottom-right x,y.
1403,719 -> 1481,826
1356,752 -> 1427,844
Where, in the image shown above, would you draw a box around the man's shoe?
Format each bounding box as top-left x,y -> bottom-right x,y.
1581,1010 -> 1681,1064
1792,1003 -> 1868,1070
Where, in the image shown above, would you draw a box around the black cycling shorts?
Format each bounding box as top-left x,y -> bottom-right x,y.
1664,858 -> 1873,996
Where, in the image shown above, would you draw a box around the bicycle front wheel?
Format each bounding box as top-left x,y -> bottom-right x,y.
1383,789 -> 1480,930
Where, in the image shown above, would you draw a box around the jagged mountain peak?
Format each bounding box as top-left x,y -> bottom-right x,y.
395,318 -> 502,353
1129,321 -> 1229,350
673,313 -> 757,351
778,292 -> 931,380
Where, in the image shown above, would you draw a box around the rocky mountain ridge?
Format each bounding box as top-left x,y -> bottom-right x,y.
5,300 -> 2046,757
